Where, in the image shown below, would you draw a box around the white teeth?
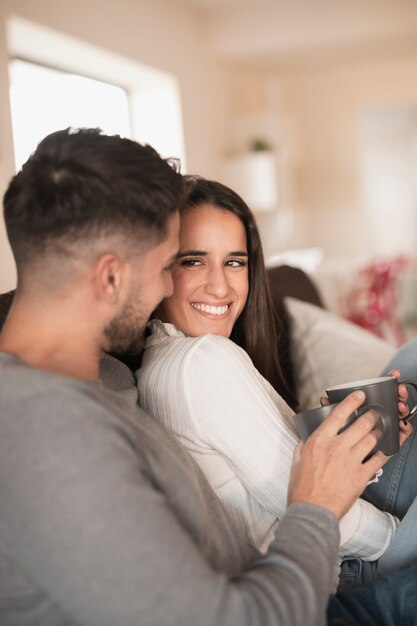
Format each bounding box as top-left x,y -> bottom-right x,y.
191,303 -> 229,315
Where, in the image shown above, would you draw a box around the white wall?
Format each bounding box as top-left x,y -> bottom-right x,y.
0,0 -> 231,292
0,15 -> 16,290
230,51 -> 417,260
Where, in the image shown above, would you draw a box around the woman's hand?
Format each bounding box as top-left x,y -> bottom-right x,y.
388,368 -> 413,446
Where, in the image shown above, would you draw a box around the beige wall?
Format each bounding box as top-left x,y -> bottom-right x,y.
0,0 -> 231,292
0,15 -> 16,290
2,1 -> 417,290
232,51 -> 417,260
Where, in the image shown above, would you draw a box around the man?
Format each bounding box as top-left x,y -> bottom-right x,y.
0,127 -> 415,626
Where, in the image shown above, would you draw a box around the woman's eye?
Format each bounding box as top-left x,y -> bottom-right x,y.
226,259 -> 247,268
180,259 -> 202,267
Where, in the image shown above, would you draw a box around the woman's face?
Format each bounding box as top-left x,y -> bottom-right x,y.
158,203 -> 249,338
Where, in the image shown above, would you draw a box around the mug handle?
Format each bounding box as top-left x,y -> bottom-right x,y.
400,380 -> 417,421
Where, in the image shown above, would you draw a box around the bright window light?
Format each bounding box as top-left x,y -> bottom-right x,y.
9,59 -> 131,171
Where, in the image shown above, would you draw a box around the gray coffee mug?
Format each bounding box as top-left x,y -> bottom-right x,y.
326,376 -> 417,456
293,402 -> 389,460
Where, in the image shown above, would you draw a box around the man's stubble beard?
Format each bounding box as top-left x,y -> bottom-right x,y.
104,290 -> 150,356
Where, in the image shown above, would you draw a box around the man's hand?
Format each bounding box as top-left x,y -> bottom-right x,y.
288,391 -> 387,520
320,368 -> 413,447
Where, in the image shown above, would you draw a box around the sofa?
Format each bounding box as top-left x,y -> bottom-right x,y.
0,265 -> 396,411
264,264 -> 395,409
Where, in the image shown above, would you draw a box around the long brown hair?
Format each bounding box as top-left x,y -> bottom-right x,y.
183,176 -> 297,410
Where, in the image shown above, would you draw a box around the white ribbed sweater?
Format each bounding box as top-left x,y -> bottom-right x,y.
137,320 -> 398,560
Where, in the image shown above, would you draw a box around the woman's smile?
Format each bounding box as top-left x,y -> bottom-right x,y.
190,302 -> 230,316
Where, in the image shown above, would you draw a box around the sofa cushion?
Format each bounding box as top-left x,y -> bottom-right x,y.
267,264 -> 324,309
284,296 -> 396,410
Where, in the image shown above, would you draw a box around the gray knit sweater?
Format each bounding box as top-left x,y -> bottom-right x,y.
0,352 -> 339,625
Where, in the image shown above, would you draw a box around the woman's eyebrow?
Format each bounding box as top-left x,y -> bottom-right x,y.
229,250 -> 248,257
178,249 -> 248,258
178,249 -> 207,258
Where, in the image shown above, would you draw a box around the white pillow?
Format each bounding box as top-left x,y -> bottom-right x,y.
284,297 -> 396,410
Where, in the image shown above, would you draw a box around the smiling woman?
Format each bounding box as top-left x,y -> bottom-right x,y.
157,203 -> 249,338
157,175 -> 294,406
136,176 -> 402,581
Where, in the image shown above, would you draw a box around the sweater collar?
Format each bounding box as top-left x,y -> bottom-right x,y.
145,319 -> 185,347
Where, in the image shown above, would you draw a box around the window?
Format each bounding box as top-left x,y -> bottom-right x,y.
9,59 -> 131,171
7,17 -> 186,173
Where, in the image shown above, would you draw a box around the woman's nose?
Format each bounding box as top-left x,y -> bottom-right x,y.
206,266 -> 229,297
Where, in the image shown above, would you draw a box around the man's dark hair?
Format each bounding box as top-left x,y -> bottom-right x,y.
3,128 -> 184,270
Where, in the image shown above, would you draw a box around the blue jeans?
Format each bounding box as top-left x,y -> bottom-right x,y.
328,561 -> 417,625
364,337 -> 417,520
339,338 -> 417,589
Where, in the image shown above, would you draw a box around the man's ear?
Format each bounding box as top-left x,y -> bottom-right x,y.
94,253 -> 126,303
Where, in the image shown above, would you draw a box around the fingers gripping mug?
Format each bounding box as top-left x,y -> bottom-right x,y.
293,402 -> 391,459
326,376 -> 417,456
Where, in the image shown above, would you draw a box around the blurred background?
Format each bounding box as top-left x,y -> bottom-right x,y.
1,0 -> 417,342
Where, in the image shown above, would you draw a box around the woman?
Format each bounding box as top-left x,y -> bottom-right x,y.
136,176 -> 415,584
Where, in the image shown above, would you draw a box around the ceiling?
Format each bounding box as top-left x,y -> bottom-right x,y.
176,0 -> 417,69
